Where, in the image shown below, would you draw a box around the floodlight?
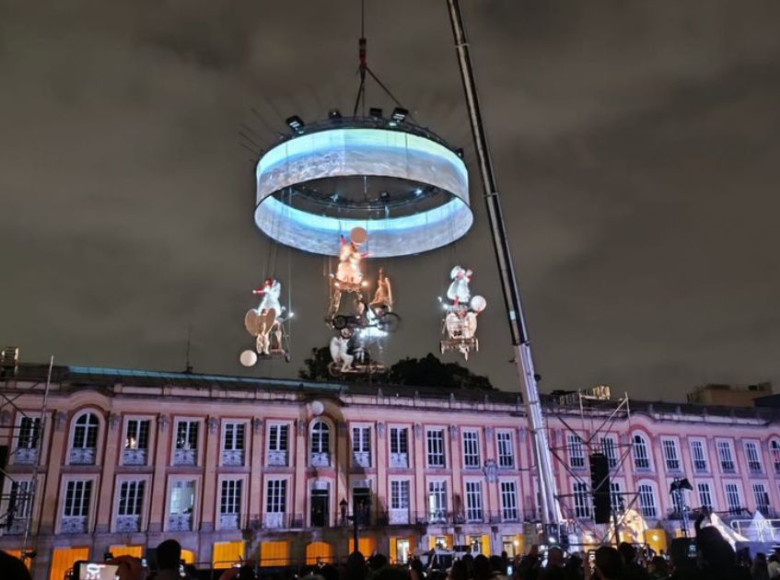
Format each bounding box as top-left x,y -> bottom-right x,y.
392,107 -> 409,122
285,115 -> 304,133
328,109 -> 342,120
369,107 -> 383,118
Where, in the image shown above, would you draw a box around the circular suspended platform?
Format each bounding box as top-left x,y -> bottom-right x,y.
254,116 -> 472,258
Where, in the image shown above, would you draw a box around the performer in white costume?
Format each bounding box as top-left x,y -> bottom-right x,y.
441,267 -> 486,360
446,266 -> 472,307
329,330 -> 355,372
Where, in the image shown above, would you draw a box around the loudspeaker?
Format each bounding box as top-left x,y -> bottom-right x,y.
590,452 -> 611,524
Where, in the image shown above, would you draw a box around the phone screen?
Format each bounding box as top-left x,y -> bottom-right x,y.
77,562 -> 119,580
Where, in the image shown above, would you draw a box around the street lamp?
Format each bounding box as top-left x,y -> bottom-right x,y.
669,478 -> 694,537
341,498 -> 366,555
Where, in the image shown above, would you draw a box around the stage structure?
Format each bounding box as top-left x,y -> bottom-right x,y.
253,117 -> 473,258
546,388 -> 642,547
0,349 -> 52,570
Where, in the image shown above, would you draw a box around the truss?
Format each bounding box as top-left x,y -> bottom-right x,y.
0,349 -> 52,567
546,388 -> 641,547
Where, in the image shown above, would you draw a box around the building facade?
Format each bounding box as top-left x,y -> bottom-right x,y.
2,365 -> 780,580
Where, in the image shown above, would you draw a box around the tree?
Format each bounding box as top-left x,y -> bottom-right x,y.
387,353 -> 494,391
299,349 -> 493,390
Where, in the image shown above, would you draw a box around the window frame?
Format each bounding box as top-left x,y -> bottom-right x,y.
464,480 -> 484,522
496,430 -> 515,469
426,428 -> 447,469
689,438 -> 709,474
716,440 -> 737,474
661,438 -> 682,472
743,440 -> 763,474
568,434 -> 585,470
637,482 -> 658,519
462,429 -> 481,469
58,475 -> 99,534
499,479 -> 519,522
632,433 -> 652,471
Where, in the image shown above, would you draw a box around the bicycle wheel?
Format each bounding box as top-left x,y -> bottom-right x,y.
332,315 -> 348,330
378,312 -> 400,333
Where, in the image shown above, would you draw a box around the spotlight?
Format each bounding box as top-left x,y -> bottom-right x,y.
391,107 -> 408,123
369,107 -> 383,119
328,109 -> 342,120
285,115 -> 304,134
413,188 -> 423,196
455,147 -> 464,158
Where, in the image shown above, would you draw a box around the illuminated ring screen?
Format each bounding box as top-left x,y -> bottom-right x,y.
254,127 -> 472,257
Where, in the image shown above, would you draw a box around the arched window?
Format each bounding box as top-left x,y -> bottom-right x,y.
632,434 -> 650,470
637,483 -> 657,518
770,440 -> 780,474
310,421 -> 330,467
311,421 -> 330,454
70,413 -> 100,465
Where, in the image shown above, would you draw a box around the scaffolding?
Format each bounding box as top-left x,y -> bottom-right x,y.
546,388 -> 642,548
0,348 -> 53,568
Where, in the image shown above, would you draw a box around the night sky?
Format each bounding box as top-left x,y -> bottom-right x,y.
2,1 -> 779,402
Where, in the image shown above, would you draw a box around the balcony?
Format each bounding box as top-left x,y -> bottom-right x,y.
720,462 -> 736,474
61,515 -> 88,534
748,462 -> 763,475
222,449 -> 245,467
389,508 -> 410,525
264,512 -> 286,529
693,460 -> 707,473
389,453 -> 408,468
122,449 -> 147,466
173,448 -> 196,466
116,514 -> 141,533
310,452 -> 330,467
220,513 -> 240,530
353,451 -> 371,469
69,447 -> 96,465
168,513 -> 193,532
268,450 -> 288,467
14,448 -> 38,465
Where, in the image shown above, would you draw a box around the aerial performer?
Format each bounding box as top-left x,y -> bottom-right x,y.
440,266 -> 486,360
242,278 -> 289,364
369,267 -> 393,312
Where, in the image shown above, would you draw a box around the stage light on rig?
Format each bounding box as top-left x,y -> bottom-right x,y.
328,109 -> 342,120
391,107 -> 408,123
369,107 -> 383,119
286,115 -> 305,134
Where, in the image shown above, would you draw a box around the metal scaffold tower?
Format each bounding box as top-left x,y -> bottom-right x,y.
0,348 -> 53,568
547,388 -> 642,547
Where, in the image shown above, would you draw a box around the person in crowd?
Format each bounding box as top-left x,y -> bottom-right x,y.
753,553 -> 770,580
647,556 -> 669,580
539,547 -> 565,580
617,543 -> 650,580
768,553 -> 780,578
563,552 -> 583,580
517,545 -> 541,580
593,547 -> 623,580
345,552 -> 368,580
472,554 -> 492,580
0,550 -> 31,580
152,539 -> 186,580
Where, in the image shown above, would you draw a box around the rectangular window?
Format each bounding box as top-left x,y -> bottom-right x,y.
390,428 -> 408,454
266,479 -> 287,514
428,481 -> 447,522
745,442 -> 763,474
662,439 -> 681,472
602,437 -> 618,469
633,435 -> 651,470
690,440 -> 708,473
497,432 -> 514,468
465,481 -> 483,522
718,441 -> 736,474
427,430 -> 446,468
391,480 -> 410,510
569,434 -> 585,469
7,480 -> 33,531
500,481 -> 519,521
269,424 -> 289,452
125,420 -> 150,450
169,480 -> 196,515
725,483 -> 742,514
220,480 -> 242,515
638,484 -> 657,519
697,482 -> 713,510
573,482 -> 591,519
463,431 -> 480,468
610,482 -> 622,511
352,426 -> 372,468
267,424 -> 289,467
753,483 -> 770,514
118,481 -> 145,516
64,480 -> 92,517
18,417 -> 41,449
223,423 -> 245,451
176,421 -> 199,450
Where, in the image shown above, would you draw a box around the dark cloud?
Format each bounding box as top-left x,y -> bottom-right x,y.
1,0 -> 778,400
